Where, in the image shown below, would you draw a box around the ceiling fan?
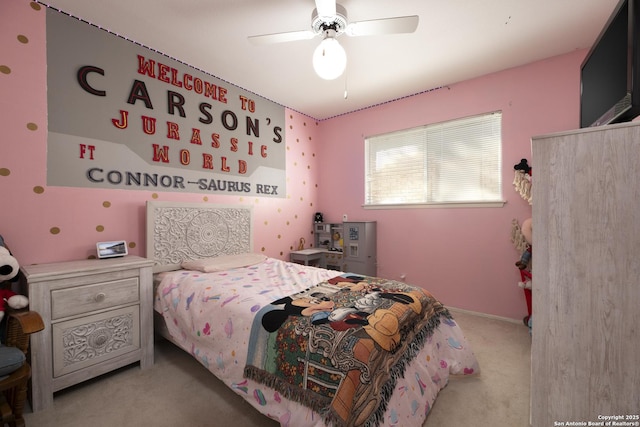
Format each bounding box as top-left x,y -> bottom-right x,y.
248,0 -> 419,80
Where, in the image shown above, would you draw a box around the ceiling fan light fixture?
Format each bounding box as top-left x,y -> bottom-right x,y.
315,0 -> 337,22
312,35 -> 347,80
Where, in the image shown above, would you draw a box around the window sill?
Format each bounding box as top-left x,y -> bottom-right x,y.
363,201 -> 506,209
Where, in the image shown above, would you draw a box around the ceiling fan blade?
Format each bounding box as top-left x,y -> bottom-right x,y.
315,0 -> 336,22
248,30 -> 316,45
345,15 -> 419,37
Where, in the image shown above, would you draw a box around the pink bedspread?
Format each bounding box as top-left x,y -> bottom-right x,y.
155,258 -> 479,426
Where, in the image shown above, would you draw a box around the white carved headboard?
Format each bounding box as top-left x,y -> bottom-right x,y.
146,201 -> 253,272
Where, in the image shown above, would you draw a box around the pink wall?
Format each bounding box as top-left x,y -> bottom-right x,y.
1,0 -> 585,320
0,1 -> 322,265
316,50 -> 585,320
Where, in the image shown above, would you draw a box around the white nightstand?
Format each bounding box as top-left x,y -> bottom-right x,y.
20,256 -> 154,412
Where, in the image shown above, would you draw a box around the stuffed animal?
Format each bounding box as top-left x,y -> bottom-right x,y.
513,158 -> 532,175
515,218 -> 533,271
0,290 -> 28,323
514,218 -> 533,330
0,246 -> 29,322
0,246 -> 18,283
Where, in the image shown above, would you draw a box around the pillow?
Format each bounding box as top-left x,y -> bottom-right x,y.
181,253 -> 267,273
0,345 -> 25,378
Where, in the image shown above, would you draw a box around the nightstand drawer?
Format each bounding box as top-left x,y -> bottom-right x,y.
52,305 -> 140,377
51,277 -> 139,320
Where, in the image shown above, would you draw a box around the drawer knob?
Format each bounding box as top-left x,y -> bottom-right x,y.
94,292 -> 106,303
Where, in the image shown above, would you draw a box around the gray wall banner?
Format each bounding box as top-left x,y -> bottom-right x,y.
46,9 -> 286,198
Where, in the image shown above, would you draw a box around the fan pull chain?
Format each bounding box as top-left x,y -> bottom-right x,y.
344,74 -> 348,99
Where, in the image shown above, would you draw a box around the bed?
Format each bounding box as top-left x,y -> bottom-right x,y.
146,201 -> 479,427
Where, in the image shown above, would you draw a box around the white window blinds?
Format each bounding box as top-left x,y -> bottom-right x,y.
365,111 -> 502,206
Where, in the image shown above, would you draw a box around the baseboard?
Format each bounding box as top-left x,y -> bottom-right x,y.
447,306 -> 523,325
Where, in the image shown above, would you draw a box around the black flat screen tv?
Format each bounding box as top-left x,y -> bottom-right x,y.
580,0 -> 640,128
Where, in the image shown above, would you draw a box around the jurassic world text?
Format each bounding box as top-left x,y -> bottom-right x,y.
75,54 -> 283,175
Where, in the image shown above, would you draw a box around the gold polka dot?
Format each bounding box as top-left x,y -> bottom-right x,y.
102,201 -> 111,208
128,242 -> 136,248
0,168 -> 10,176
50,227 -> 60,235
264,220 -> 268,225
261,247 -> 266,252
17,35 -> 28,44
289,125 -> 293,129
277,235 -> 281,239
33,186 -> 44,194
152,193 -> 158,199
277,208 -> 281,213
30,2 -> 41,11
26,122 -> 38,131
0,66 -> 11,75
203,196 -> 208,202
286,221 -> 290,225
96,225 -> 104,232
308,136 -> 312,141
279,251 -> 284,256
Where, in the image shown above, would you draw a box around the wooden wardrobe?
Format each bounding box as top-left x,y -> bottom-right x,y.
531,121 -> 640,425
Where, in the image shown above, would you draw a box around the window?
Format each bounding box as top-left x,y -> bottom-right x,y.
365,111 -> 503,207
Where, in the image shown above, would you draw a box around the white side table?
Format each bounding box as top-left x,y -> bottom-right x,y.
289,248 -> 326,268
20,256 -> 154,412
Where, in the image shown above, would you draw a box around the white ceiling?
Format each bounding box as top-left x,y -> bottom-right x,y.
41,0 -> 620,120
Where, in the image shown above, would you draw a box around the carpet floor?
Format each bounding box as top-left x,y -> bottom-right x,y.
23,308 -> 531,427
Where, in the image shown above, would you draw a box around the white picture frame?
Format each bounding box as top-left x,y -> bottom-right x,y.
96,240 -> 128,259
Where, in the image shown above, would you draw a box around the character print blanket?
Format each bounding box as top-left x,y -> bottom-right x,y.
244,273 -> 449,427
